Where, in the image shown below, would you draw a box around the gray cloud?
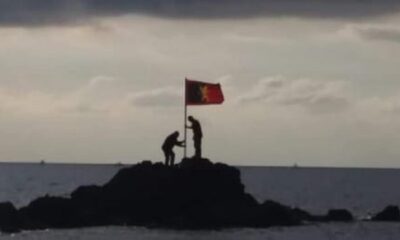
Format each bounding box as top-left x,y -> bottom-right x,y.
130,87 -> 181,107
357,27 -> 400,43
238,77 -> 350,113
283,95 -> 349,114
1,0 -> 400,27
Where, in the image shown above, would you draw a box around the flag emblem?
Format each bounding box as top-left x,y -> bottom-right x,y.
185,79 -> 224,105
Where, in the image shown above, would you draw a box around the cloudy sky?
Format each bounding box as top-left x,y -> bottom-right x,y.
1,0 -> 400,167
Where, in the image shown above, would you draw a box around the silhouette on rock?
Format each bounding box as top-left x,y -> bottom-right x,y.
97,158 -> 260,228
0,157 -> 356,232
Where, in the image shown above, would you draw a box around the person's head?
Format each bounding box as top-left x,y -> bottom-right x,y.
188,115 -> 194,122
173,131 -> 179,137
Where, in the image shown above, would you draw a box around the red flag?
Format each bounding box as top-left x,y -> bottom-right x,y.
185,79 -> 224,105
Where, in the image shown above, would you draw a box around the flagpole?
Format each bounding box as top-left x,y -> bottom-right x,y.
184,78 -> 187,158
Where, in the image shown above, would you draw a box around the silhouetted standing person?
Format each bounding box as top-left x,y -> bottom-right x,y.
162,131 -> 184,166
186,116 -> 203,158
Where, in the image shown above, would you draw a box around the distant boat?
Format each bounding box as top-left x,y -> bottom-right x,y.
40,159 -> 46,165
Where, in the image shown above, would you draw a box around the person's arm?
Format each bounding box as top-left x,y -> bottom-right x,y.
176,141 -> 185,147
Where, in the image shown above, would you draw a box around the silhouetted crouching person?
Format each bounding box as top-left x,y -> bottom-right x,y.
186,116 -> 203,158
162,131 -> 184,166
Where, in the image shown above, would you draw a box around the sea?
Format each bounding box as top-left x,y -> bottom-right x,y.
0,162 -> 400,239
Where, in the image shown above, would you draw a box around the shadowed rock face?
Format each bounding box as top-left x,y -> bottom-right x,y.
324,209 -> 354,222
64,158 -> 272,228
0,158 -> 360,233
372,205 -> 400,221
0,202 -> 23,233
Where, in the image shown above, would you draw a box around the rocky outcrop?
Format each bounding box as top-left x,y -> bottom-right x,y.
0,158 -> 359,233
0,202 -> 23,233
324,209 -> 354,222
372,205 -> 400,221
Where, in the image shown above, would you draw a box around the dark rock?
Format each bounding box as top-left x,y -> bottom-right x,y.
99,158 -> 257,228
71,185 -> 103,202
179,157 -> 214,169
1,157 -> 313,232
324,209 -> 354,222
292,207 -> 315,222
19,196 -> 81,229
0,202 -> 23,233
70,185 -> 111,226
372,205 -> 400,221
304,209 -> 354,222
247,200 -> 301,227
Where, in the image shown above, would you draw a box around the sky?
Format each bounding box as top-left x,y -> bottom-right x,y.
1,0 -> 400,167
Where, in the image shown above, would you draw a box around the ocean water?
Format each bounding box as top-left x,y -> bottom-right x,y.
241,166 -> 400,217
1,223 -> 400,240
0,163 -> 399,239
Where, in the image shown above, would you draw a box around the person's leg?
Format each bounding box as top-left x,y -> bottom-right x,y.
171,151 -> 175,166
194,137 -> 201,158
198,137 -> 202,158
163,148 -> 169,166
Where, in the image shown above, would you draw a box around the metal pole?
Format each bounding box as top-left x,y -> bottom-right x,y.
184,78 -> 187,158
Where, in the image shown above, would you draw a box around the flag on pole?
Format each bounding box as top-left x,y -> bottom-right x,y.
185,79 -> 224,105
